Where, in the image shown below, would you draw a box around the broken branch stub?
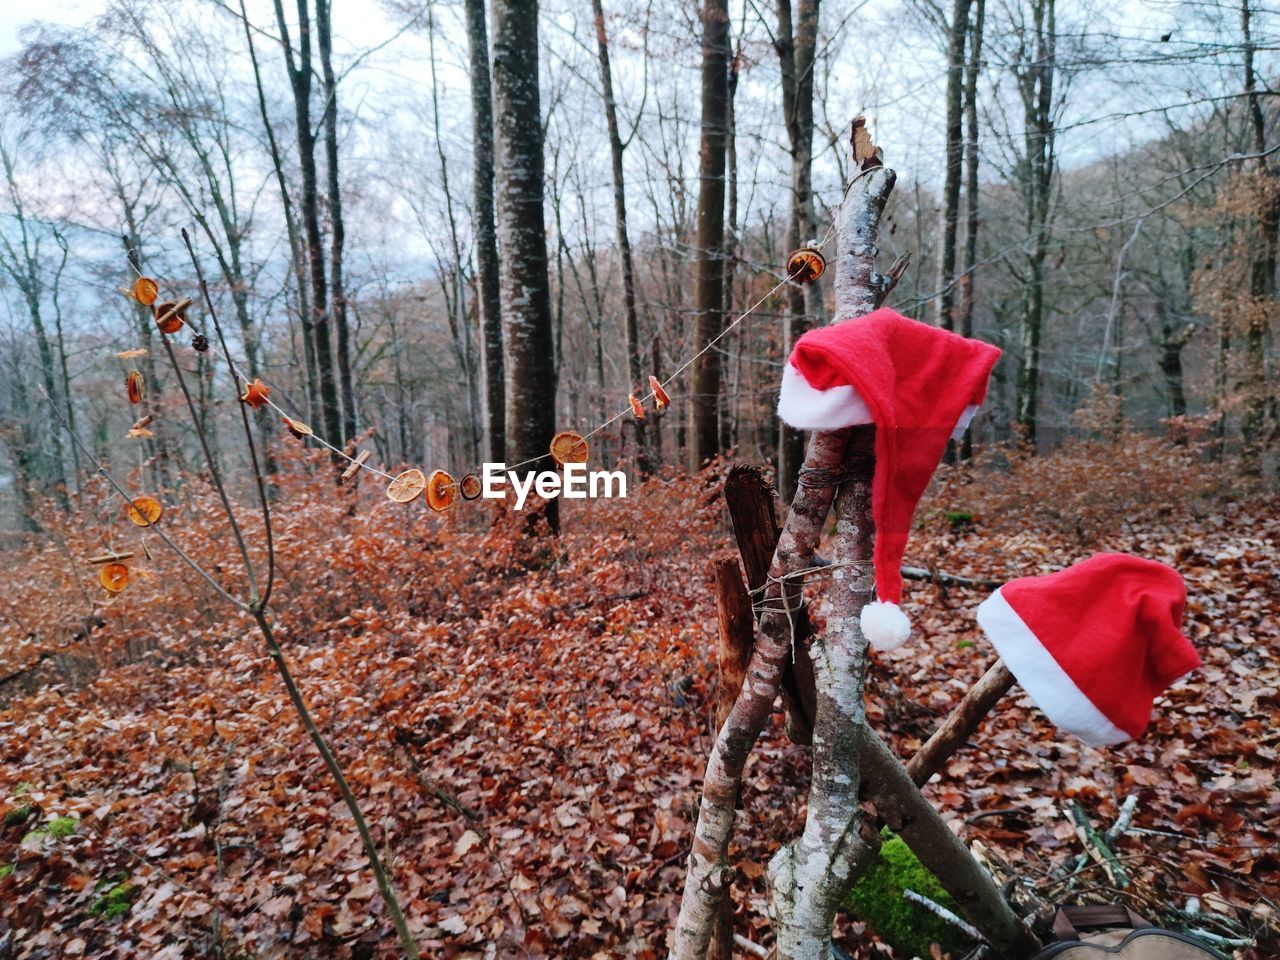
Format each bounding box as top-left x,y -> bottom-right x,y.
724,464 -> 817,744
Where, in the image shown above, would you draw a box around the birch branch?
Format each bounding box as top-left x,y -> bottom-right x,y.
903,889 -> 984,941
768,430 -> 879,960
670,126 -> 897,960
767,140 -> 896,960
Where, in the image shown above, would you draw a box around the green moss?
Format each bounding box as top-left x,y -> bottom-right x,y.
955,639 -> 975,650
91,873 -> 135,920
4,806 -> 32,827
846,833 -> 973,957
945,510 -> 975,529
21,815 -> 78,844
46,816 -> 78,839
13,782 -> 35,796
0,863 -> 13,879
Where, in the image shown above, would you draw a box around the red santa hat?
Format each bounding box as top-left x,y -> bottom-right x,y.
777,307 -> 1001,651
976,554 -> 1201,746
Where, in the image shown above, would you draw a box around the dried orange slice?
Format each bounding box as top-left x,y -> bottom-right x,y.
550,431 -> 589,467
126,495 -> 163,527
133,277 -> 159,306
629,394 -> 646,419
786,247 -> 826,284
101,562 -> 129,593
386,468 -> 426,504
126,370 -> 145,404
154,300 -> 187,334
649,376 -> 670,411
426,470 -> 456,512
240,378 -> 270,408
282,415 -> 312,439
459,473 -> 482,501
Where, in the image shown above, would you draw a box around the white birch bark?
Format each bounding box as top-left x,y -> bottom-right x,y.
767,159 -> 896,960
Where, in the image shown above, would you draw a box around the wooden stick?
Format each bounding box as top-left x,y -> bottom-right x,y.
1068,801 -> 1129,888
861,731 -> 1042,958
906,660 -> 1015,786
901,565 -> 1003,589
86,551 -> 136,565
732,934 -> 770,958
154,297 -> 193,329
339,449 -> 370,483
903,889 -> 984,941
769,129 -> 898,957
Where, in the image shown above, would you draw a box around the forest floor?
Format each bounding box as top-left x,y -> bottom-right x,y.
0,438 -> 1277,959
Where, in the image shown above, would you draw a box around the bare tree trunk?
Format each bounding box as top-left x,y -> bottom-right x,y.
240,0 -> 319,422
1155,300 -> 1192,421
464,0 -> 505,463
273,0 -> 344,457
688,0 -> 730,470
44,232 -> 78,488
775,0 -> 823,501
958,0 -> 984,458
652,334 -> 665,465
428,6 -> 482,463
0,143 -> 67,505
721,22 -> 740,458
936,0 -> 974,331
317,0 -> 355,443
492,0 -> 557,525
592,0 -> 652,475
1013,0 -> 1055,450
1241,0 -> 1275,476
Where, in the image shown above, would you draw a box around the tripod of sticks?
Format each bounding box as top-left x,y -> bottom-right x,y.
670,122 -> 1045,960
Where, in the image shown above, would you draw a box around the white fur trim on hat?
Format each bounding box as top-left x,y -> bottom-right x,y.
975,587 -> 1129,746
861,600 -> 911,651
777,363 -> 874,430
950,404 -> 981,440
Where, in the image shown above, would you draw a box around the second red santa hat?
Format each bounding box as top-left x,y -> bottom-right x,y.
976,554 -> 1201,745
777,307 -> 1001,650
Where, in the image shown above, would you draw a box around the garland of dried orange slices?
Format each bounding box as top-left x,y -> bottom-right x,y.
96,244 -> 828,595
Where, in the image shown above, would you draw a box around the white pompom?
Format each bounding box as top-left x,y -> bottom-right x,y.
860,600 -> 911,651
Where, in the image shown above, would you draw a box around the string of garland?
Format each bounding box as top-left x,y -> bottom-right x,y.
95,229 -> 833,591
